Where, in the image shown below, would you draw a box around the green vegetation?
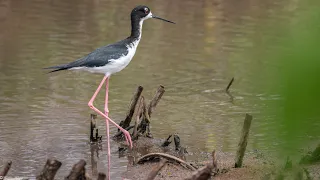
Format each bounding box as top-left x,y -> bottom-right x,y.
250,1 -> 320,159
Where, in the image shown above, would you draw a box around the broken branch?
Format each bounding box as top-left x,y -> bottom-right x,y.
120,86 -> 143,129
174,134 -> 181,151
226,77 -> 234,92
147,85 -> 165,117
133,96 -> 144,139
161,135 -> 172,147
36,158 -> 61,180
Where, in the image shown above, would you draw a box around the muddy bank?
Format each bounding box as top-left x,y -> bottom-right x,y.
1,142 -> 319,180
123,137 -> 320,180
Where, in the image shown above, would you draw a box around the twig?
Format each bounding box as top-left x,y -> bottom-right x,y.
65,159 -> 87,180
136,153 -> 196,171
147,85 -> 165,117
161,135 -> 172,147
36,158 -> 62,180
0,161 -> 12,177
225,77 -> 234,92
146,159 -> 167,180
120,86 -> 143,129
235,114 -> 253,168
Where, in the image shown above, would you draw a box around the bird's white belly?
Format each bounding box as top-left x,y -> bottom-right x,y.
94,54 -> 134,74
70,39 -> 139,76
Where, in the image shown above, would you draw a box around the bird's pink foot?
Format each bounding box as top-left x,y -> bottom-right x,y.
122,129 -> 133,149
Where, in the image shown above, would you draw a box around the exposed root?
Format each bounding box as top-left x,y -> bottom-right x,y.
136,153 -> 196,171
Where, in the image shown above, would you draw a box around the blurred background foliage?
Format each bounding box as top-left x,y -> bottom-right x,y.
244,0 -> 320,160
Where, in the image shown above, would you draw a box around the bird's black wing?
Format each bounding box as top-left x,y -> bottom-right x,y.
45,39 -> 129,73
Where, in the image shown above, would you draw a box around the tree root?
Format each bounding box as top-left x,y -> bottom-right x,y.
136,153 -> 196,171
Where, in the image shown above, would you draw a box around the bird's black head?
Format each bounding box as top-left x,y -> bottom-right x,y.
131,5 -> 175,24
131,5 -> 152,21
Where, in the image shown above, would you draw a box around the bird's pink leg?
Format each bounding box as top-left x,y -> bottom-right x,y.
104,77 -> 111,180
88,76 -> 133,180
87,76 -> 133,147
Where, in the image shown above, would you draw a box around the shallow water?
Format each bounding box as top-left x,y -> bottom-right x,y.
0,0 -> 309,179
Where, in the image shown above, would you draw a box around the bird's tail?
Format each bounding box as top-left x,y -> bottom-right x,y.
43,65 -> 69,73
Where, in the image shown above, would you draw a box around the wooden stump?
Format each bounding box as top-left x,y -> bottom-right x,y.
235,114 -> 253,168
36,158 -> 62,180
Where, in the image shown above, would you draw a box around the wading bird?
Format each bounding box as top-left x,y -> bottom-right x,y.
45,5 -> 175,179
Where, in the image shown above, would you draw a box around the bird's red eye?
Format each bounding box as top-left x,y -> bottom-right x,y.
144,8 -> 149,14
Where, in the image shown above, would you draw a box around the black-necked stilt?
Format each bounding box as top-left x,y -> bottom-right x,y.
45,5 -> 174,179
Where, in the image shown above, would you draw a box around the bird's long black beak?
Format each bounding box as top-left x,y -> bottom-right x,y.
152,15 -> 175,24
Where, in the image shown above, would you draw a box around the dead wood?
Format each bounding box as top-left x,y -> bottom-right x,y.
0,161 -> 12,178
133,96 -> 145,139
147,85 -> 165,117
138,96 -> 152,137
174,134 -> 188,154
174,134 -> 181,151
138,86 -> 163,136
120,86 -> 143,129
90,114 -> 101,143
65,159 -> 87,180
136,153 -> 196,171
120,85 -> 164,140
146,159 -> 167,180
184,150 -> 218,180
235,114 -> 253,168
161,135 -> 172,147
36,158 -> 61,180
